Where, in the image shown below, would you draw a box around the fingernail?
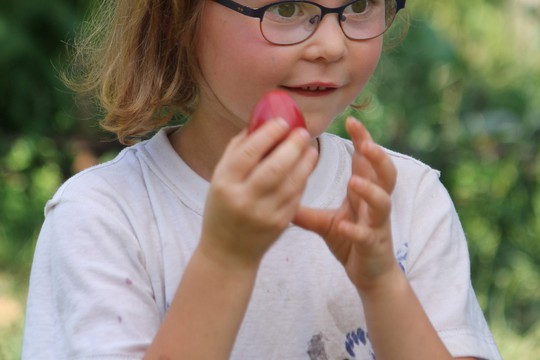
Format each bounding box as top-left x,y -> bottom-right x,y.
275,117 -> 290,129
351,175 -> 365,187
297,128 -> 311,140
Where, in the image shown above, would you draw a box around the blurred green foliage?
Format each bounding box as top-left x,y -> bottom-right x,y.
0,0 -> 117,274
1,0 -> 539,358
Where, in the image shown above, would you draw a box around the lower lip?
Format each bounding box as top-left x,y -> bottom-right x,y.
284,87 -> 338,97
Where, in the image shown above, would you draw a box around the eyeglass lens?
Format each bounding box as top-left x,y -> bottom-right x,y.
261,0 -> 396,45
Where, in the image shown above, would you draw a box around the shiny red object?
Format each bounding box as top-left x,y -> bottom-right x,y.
248,90 -> 306,134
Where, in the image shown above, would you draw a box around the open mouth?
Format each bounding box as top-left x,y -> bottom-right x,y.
282,85 -> 337,96
300,85 -> 329,91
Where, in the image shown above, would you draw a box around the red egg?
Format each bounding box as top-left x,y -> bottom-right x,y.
248,90 -> 306,134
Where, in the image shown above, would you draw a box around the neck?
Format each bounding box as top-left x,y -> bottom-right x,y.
169,114 -> 240,181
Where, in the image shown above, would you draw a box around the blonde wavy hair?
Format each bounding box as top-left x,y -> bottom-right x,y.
65,0 -> 206,144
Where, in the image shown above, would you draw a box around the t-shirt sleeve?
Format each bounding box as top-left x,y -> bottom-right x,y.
22,178 -> 162,359
405,169 -> 502,360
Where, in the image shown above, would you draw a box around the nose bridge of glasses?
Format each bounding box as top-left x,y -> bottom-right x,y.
318,4 -> 347,23
305,12 -> 350,47
295,3 -> 343,34
305,4 -> 347,32
301,2 -> 375,43
312,3 -> 364,39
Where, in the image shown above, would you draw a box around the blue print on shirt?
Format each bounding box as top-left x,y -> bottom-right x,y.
396,242 -> 409,273
343,326 -> 375,359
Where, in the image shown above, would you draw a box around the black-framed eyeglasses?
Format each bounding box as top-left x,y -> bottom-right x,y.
214,0 -> 406,45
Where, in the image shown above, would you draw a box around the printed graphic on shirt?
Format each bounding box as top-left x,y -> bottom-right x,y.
344,326 -> 375,359
306,327 -> 375,360
307,333 -> 329,360
396,242 -> 409,273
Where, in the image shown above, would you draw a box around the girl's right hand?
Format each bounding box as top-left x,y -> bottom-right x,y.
198,119 -> 318,271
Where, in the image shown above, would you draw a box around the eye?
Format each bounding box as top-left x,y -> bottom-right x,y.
347,0 -> 369,14
267,2 -> 303,19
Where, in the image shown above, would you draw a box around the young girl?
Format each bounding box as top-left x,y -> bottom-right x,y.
23,0 -> 502,359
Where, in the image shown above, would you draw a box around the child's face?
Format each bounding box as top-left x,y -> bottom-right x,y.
195,0 -> 383,136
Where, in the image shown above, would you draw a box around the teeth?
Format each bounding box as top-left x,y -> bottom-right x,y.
301,86 -> 328,91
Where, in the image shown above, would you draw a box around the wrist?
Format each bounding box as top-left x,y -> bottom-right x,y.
355,262 -> 408,300
195,239 -> 262,278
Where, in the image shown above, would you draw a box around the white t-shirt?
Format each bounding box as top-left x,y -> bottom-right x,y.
22,127 -> 502,359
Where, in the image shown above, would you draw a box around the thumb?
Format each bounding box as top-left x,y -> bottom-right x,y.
293,207 -> 335,237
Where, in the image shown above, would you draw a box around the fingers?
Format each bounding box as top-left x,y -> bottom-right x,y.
214,121 -> 317,235
293,207 -> 336,237
249,127 -> 317,195
360,141 -> 397,194
346,116 -> 373,145
345,117 -> 396,194
344,117 -> 396,231
218,119 -> 291,181
348,175 -> 392,227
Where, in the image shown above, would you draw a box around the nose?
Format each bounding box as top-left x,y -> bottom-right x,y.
303,14 -> 347,62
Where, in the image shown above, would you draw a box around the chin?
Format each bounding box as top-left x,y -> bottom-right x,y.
303,117 -> 336,138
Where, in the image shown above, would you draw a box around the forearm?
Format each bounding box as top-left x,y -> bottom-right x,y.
359,264 -> 453,360
144,246 -> 258,360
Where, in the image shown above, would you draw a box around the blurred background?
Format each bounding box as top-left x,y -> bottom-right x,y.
1,0 -> 539,358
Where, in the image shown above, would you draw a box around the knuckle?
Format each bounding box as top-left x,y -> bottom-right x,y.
267,161 -> 288,179
269,215 -> 290,231
212,179 -> 229,197
241,143 -> 259,161
212,182 -> 246,210
252,208 -> 286,232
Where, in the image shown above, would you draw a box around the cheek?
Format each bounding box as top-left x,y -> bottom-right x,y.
197,9 -> 283,119
352,39 -> 383,86
198,5 -> 273,82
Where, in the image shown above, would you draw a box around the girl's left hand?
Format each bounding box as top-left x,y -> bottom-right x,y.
293,117 -> 399,291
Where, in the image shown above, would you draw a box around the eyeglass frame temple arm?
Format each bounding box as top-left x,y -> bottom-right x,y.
216,0 -> 265,18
